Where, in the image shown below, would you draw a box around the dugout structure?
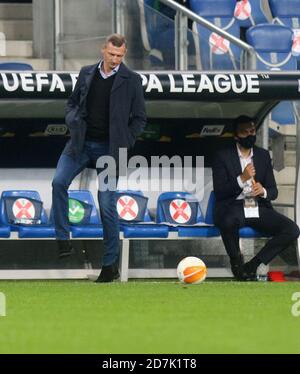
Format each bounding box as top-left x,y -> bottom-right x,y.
0,71 -> 299,280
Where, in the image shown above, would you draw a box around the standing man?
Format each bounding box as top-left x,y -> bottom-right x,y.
52,34 -> 146,282
212,116 -> 299,281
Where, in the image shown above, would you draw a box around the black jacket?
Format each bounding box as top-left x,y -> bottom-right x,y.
212,144 -> 278,224
63,62 -> 146,161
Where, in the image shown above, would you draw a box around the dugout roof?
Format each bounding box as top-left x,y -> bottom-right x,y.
0,71 -> 299,133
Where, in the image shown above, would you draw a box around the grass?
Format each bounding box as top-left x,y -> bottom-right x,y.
0,280 -> 300,353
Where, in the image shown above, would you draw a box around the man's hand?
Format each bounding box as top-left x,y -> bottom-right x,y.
252,182 -> 265,197
240,163 -> 256,183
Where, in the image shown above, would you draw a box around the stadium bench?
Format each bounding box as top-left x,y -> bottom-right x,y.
0,188 -> 272,281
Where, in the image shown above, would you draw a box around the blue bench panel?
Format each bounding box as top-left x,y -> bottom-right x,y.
123,224 -> 169,238
0,62 -> 33,70
71,225 -> 104,238
239,226 -> 270,238
178,226 -> 221,237
0,225 -> 10,238
18,225 -> 56,238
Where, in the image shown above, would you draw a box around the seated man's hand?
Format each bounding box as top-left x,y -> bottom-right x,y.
240,163 -> 256,183
251,182 -> 264,197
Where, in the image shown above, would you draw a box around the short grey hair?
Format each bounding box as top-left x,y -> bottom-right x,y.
104,33 -> 127,48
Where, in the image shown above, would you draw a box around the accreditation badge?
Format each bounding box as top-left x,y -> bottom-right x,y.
243,197 -> 259,218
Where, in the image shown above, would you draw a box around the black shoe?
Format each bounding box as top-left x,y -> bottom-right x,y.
95,263 -> 120,283
230,253 -> 244,281
241,262 -> 258,281
57,240 -> 75,259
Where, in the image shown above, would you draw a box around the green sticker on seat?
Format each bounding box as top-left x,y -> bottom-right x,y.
68,199 -> 85,223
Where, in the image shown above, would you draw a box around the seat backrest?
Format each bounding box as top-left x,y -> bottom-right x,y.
246,23 -> 297,70
0,190 -> 48,224
269,0 -> 300,59
156,191 -> 204,225
269,0 -> 300,21
116,190 -> 151,222
68,190 -> 100,225
138,0 -> 176,67
0,62 -> 33,70
271,100 -> 296,121
190,0 -> 242,70
246,24 -> 298,134
234,0 -> 270,28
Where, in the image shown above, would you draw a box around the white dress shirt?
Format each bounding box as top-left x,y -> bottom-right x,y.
236,144 -> 267,200
98,60 -> 120,79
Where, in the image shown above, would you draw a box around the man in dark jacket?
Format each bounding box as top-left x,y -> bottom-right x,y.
52,34 -> 146,282
212,115 -> 299,280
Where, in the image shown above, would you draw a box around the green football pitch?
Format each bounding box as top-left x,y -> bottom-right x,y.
0,280 -> 299,354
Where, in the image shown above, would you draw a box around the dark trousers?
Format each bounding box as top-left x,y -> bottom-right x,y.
52,140 -> 120,266
218,201 -> 299,265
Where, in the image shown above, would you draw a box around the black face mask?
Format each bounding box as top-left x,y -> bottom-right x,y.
237,134 -> 256,149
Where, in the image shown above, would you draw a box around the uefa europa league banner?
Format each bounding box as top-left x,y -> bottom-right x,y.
0,71 -> 300,101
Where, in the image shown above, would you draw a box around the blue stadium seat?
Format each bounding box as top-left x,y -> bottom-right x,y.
156,191 -> 218,237
246,23 -> 298,136
156,191 -> 204,224
234,0 -> 270,28
246,24 -> 296,69
138,0 -> 195,68
116,190 -> 168,238
68,190 -> 103,238
0,62 -> 33,70
269,0 -> 300,67
190,0 -> 242,69
269,0 -> 300,20
138,0 -> 176,67
0,190 -> 55,238
269,101 -> 297,136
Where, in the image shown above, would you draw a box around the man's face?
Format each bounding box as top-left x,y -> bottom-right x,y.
236,122 -> 256,138
101,42 -> 126,72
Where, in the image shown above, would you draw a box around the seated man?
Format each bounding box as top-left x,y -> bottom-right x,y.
212,115 -> 299,280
